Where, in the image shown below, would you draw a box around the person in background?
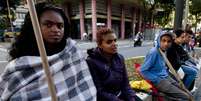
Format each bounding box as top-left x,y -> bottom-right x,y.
134,31 -> 143,47
86,28 -> 142,101
197,31 -> 201,47
140,31 -> 191,100
0,2 -> 96,100
183,30 -> 195,54
167,29 -> 198,90
83,32 -> 88,41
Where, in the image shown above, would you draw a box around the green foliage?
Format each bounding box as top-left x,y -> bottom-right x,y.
0,0 -> 20,29
155,2 -> 174,27
143,0 -> 175,28
0,0 -> 20,11
190,0 -> 201,14
155,11 -> 172,27
189,0 -> 201,30
0,17 -> 7,29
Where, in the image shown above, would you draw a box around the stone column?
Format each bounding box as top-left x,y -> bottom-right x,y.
107,0 -> 112,29
79,0 -> 85,40
91,0 -> 97,40
138,9 -> 142,32
120,5 -> 125,39
132,8 -> 136,35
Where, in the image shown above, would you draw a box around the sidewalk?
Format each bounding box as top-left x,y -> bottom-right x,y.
76,39 -> 153,47
0,42 -> 11,49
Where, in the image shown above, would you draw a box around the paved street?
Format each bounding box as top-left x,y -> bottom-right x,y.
77,40 -> 153,58
1,40 -> 201,100
0,43 -> 9,74
0,40 -> 153,74
0,40 -> 153,100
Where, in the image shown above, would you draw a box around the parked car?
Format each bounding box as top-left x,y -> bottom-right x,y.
4,27 -> 20,38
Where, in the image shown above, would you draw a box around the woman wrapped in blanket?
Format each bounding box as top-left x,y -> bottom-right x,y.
0,2 -> 96,101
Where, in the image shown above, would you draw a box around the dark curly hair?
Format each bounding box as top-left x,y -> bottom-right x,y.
96,27 -> 113,46
185,30 -> 193,35
174,29 -> 184,38
9,2 -> 70,60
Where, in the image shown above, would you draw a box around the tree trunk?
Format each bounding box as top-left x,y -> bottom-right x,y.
195,14 -> 198,34
152,13 -> 154,27
174,0 -> 185,30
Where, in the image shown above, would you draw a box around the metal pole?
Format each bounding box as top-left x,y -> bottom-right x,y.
174,0 -> 185,30
183,0 -> 189,30
6,0 -> 14,32
26,0 -> 57,101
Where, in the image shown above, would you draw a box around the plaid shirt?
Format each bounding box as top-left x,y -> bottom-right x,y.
0,39 -> 97,101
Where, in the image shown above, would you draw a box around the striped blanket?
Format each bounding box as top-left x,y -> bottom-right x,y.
0,39 -> 97,101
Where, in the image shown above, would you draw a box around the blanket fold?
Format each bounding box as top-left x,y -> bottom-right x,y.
0,39 -> 97,101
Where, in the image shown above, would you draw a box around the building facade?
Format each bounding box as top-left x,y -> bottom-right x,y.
62,0 -> 145,40
16,0 -> 145,40
13,5 -> 28,28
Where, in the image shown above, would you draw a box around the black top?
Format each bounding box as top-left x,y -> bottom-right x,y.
167,42 -> 189,71
86,48 -> 136,101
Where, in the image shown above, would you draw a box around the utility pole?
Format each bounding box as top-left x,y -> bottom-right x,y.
183,0 -> 189,30
6,0 -> 14,32
174,0 -> 185,30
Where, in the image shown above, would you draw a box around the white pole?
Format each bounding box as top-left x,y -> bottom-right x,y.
26,0 -> 57,101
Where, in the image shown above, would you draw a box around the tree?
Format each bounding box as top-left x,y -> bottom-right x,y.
142,0 -> 175,28
0,0 -> 20,12
155,1 -> 175,28
0,17 -> 7,29
0,0 -> 20,29
189,0 -> 201,33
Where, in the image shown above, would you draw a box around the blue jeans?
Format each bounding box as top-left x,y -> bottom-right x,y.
181,60 -> 198,89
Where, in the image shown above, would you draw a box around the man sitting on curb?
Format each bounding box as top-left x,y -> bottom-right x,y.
167,29 -> 198,90
140,31 -> 191,100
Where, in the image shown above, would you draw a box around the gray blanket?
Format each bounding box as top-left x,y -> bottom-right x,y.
0,39 -> 97,101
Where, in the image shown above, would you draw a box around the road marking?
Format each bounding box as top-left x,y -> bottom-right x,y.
118,45 -> 131,49
195,47 -> 201,50
78,43 -> 90,45
78,42 -> 95,46
0,61 -> 8,63
127,56 -> 145,60
0,47 -> 7,52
